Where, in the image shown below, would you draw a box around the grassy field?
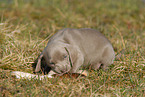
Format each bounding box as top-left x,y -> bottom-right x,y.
0,0 -> 145,96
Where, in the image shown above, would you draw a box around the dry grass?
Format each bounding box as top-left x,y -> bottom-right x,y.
0,0 -> 145,96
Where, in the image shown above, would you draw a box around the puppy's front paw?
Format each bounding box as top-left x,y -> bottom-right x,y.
77,70 -> 89,76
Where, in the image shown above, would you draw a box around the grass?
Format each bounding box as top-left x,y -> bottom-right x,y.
0,0 -> 145,96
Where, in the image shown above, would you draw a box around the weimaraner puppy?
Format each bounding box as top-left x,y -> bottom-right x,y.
35,28 -> 115,74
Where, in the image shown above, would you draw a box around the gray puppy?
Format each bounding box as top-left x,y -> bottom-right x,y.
35,28 -> 115,74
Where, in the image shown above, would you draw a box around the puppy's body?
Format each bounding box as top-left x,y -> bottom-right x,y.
35,28 -> 115,74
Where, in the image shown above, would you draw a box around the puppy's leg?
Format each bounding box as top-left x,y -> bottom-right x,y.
69,54 -> 84,73
101,47 -> 115,70
66,45 -> 84,73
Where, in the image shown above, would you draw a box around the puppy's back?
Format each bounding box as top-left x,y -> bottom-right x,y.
62,28 -> 115,65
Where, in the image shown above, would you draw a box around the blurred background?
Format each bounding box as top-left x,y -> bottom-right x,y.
0,0 -> 144,96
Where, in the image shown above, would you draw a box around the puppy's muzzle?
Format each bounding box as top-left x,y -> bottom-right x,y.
49,63 -> 55,68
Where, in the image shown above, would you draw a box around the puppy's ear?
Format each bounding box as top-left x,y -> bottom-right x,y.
35,54 -> 43,72
66,46 -> 78,65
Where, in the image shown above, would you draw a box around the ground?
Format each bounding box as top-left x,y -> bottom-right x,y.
0,0 -> 145,96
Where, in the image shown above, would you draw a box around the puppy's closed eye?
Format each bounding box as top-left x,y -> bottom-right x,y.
64,55 -> 67,59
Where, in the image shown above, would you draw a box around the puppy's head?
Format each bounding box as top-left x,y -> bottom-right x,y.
35,43 -> 77,74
